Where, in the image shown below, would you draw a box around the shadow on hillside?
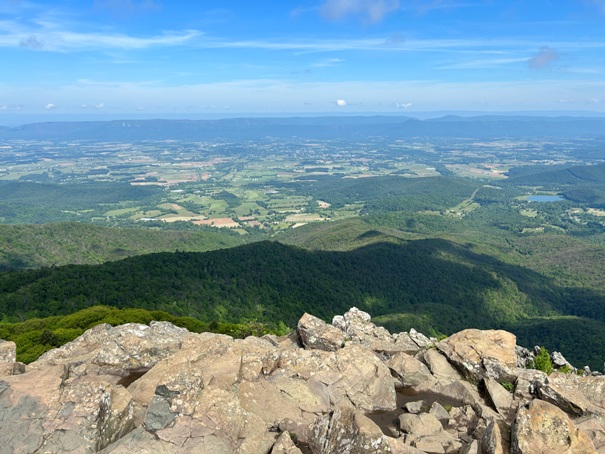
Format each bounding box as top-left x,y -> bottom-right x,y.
1,238 -> 605,367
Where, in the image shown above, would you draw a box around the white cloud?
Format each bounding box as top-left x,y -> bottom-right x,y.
311,58 -> 344,68
45,103 -> 56,110
95,102 -> 104,109
395,102 -> 412,108
336,99 -> 347,106
320,0 -> 400,23
528,46 -> 559,70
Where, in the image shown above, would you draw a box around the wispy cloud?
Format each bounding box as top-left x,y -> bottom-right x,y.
528,46 -> 559,69
311,58 -> 344,67
319,0 -> 400,23
437,57 -> 528,70
93,0 -> 161,17
410,0 -> 483,14
0,23 -> 200,52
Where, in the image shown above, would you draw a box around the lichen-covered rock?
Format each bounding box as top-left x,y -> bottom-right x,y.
310,407 -> 392,454
298,312 -> 345,352
437,329 -> 518,382
0,339 -> 16,363
31,321 -> 190,376
333,307 -> 393,347
0,365 -> 138,454
511,399 -> 598,454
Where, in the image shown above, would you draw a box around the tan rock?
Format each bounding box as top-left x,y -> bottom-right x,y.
411,431 -> 462,454
460,439 -> 480,454
298,313 -> 345,352
511,399 -> 598,454
483,378 -> 514,420
271,431 -> 303,454
387,352 -> 433,387
429,402 -> 451,425
481,419 -> 510,454
536,372 -> 598,417
310,407 -> 392,454
423,348 -> 463,381
437,329 -> 517,382
575,417 -> 605,452
0,361 -> 26,377
386,437 -> 426,453
399,413 -> 443,437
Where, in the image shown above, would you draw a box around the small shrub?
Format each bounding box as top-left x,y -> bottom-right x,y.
500,381 -> 515,393
557,364 -> 573,374
534,347 -> 554,375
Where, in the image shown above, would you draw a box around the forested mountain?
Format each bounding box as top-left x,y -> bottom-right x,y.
1,238 -> 604,369
0,222 -> 244,270
2,115 -> 605,141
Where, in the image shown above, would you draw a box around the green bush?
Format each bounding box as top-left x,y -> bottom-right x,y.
534,347 -> 554,375
557,364 -> 574,374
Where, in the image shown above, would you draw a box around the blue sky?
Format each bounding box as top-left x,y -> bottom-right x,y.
1,0 -> 605,118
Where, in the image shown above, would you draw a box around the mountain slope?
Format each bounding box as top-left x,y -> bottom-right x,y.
1,239 -> 604,368
0,222 -> 244,270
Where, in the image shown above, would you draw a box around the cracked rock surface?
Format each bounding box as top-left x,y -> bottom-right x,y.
1,307 -> 604,453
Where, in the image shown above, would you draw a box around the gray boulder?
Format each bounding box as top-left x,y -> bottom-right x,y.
298,312 -> 345,352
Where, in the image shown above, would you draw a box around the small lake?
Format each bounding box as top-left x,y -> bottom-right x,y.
527,195 -> 564,202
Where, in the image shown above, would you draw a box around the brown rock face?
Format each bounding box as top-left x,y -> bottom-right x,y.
511,399 -> 598,454
436,329 -> 518,382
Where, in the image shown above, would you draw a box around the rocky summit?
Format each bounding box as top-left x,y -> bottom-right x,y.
1,308 -> 605,453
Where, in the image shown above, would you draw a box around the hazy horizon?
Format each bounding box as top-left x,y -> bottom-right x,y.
3,109 -> 605,128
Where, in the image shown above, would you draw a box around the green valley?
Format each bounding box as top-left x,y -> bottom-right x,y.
1,117 -> 605,371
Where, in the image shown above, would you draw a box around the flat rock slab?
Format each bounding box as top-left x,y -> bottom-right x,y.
437,329 -> 517,382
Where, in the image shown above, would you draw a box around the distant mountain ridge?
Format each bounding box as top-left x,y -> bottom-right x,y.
1,115 -> 605,140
